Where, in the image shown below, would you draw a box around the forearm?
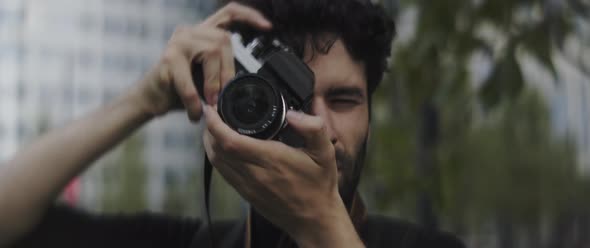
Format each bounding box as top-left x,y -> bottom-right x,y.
0,88 -> 153,245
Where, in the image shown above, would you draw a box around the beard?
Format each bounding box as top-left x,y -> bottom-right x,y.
335,138 -> 368,209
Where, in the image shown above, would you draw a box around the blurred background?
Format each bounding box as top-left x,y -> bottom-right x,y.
1,0 -> 589,247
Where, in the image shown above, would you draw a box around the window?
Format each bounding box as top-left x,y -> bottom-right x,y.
16,81 -> 25,100
196,0 -> 217,15
103,15 -> 124,35
76,88 -> 94,105
103,89 -> 118,103
79,14 -> 95,30
39,85 -> 52,103
78,51 -> 95,68
162,23 -> 176,42
0,7 -> 24,26
138,22 -> 149,39
17,123 -> 27,140
102,53 -> 123,71
161,0 -> 188,9
0,122 -> 5,140
0,44 -> 23,63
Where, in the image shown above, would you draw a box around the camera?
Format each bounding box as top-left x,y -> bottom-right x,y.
192,34 -> 315,147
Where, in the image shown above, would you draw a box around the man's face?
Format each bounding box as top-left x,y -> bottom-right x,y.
304,39 -> 369,204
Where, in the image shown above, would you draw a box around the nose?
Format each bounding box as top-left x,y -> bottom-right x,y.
310,99 -> 338,145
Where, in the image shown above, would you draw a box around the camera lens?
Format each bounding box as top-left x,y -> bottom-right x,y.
219,75 -> 285,139
232,85 -> 270,125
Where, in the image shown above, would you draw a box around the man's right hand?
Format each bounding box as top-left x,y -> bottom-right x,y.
132,2 -> 272,121
0,3 -> 272,246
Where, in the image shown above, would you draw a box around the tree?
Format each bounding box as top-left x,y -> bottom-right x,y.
101,133 -> 147,213
365,0 -> 590,246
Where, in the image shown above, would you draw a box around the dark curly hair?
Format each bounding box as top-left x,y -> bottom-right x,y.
228,0 -> 396,98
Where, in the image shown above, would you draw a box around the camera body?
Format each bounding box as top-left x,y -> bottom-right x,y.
193,34 -> 315,147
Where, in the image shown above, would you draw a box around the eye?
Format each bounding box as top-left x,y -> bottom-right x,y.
329,98 -> 361,109
332,98 -> 358,104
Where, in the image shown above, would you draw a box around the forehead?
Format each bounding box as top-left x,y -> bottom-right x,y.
304,39 -> 367,94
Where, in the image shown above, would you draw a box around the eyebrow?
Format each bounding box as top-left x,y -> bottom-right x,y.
324,86 -> 365,99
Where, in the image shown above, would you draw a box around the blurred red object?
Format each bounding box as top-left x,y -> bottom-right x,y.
63,177 -> 80,206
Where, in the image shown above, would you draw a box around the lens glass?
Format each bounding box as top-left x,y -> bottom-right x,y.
232,84 -> 270,125
219,75 -> 284,138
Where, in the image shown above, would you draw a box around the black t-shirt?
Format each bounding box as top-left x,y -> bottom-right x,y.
13,205 -> 465,248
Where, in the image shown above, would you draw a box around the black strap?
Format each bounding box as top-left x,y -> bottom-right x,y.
189,155 -> 216,248
203,155 -> 216,248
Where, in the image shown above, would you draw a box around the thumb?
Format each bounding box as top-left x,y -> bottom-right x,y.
285,110 -> 335,167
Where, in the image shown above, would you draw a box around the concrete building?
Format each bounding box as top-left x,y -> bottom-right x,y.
0,0 -> 217,213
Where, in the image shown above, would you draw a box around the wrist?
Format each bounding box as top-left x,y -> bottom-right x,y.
123,84 -> 159,119
292,195 -> 365,248
119,86 -> 156,123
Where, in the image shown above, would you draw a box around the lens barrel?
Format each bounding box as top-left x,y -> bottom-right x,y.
218,74 -> 286,140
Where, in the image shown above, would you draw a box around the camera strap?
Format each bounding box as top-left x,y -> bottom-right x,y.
203,155 -> 216,247
188,154 -> 216,248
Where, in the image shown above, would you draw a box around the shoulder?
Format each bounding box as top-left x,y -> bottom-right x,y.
14,204 -> 207,248
363,215 -> 466,248
45,204 -> 202,234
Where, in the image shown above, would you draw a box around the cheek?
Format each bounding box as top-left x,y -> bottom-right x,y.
334,106 -> 369,155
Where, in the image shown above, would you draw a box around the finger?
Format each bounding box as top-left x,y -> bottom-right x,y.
169,57 -> 202,121
202,129 -> 216,163
171,26 -> 220,58
202,54 -> 222,105
202,104 -> 269,162
172,27 -> 230,105
203,128 -> 267,192
285,111 -> 335,166
203,2 -> 272,30
220,39 -> 236,91
203,139 -> 250,198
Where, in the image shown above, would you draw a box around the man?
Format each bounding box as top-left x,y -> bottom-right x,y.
0,0 -> 465,247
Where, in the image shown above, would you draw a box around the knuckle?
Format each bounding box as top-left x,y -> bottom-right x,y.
204,68 -> 221,83
240,185 -> 255,199
205,74 -> 220,85
220,139 -> 237,153
314,118 -> 327,133
254,172 -> 269,185
211,37 -> 225,53
203,42 -> 222,56
210,138 -> 222,153
186,110 -> 199,122
181,91 -> 198,102
220,31 -> 231,44
209,153 -> 220,165
221,71 -> 235,84
161,49 -> 180,65
325,144 -> 336,157
211,143 -> 228,161
173,25 -> 190,35
224,2 -> 239,12
157,67 -> 171,87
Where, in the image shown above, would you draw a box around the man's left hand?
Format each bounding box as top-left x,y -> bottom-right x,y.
202,105 -> 364,248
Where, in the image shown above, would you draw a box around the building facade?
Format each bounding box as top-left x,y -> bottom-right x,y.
0,0 -> 218,214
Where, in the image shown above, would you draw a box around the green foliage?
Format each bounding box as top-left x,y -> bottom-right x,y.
101,133 -> 147,213
389,0 -> 583,109
438,91 -> 581,225
162,166 -> 201,217
364,0 -> 590,234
